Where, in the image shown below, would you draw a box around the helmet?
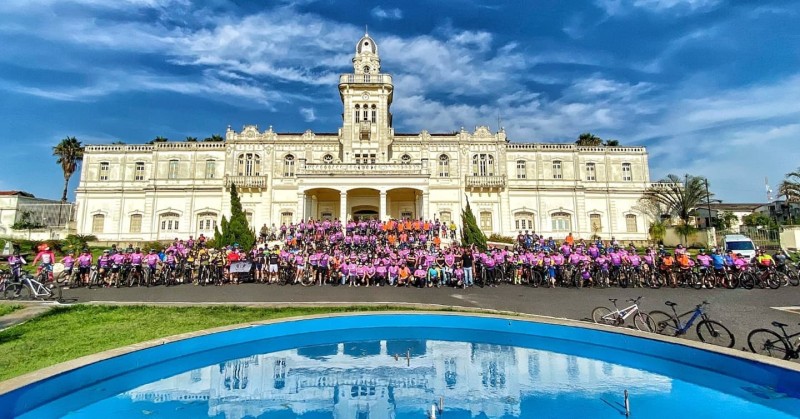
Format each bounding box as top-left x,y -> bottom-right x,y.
103,249 -> 110,253
699,249 -> 706,253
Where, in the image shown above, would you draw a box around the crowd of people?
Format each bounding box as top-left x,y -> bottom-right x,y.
3,218 -> 797,291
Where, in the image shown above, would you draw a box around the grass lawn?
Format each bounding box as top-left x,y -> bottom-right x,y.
0,304 -> 22,318
0,304 -> 427,382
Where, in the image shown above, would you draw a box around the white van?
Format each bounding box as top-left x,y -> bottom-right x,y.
723,234 -> 757,260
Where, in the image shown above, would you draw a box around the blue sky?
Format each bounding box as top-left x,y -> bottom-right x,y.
1,0 -> 798,202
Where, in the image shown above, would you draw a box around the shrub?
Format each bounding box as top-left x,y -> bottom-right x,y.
141,241 -> 167,252
487,234 -> 514,244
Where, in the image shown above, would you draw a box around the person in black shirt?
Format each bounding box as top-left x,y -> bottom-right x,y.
462,251 -> 474,287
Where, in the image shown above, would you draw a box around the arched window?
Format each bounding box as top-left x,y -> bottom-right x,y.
160,212 -> 180,231
354,104 -> 360,122
514,212 -> 535,231
516,160 -> 527,179
237,153 -> 260,177
439,211 -> 451,223
371,104 -> 376,123
283,154 -> 295,177
551,212 -> 571,232
472,154 -> 495,176
438,154 -> 450,177
281,211 -> 293,226
590,214 -> 602,234
626,214 -> 638,232
552,160 -> 563,179
197,212 -> 217,234
92,214 -> 105,234
129,214 -> 142,233
245,210 -> 253,227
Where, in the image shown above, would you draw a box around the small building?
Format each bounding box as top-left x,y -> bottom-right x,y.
695,203 -> 765,230
0,190 -> 75,239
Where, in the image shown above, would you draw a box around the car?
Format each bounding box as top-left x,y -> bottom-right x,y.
723,234 -> 757,260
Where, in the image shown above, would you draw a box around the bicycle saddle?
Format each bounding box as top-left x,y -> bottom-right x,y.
771,321 -> 788,328
608,298 -> 618,303
664,301 -> 677,307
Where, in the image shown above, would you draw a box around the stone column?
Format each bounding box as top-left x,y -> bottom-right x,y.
422,191 -> 430,221
340,190 -> 348,223
379,190 -> 387,221
311,194 -> 318,220
297,191 -> 306,221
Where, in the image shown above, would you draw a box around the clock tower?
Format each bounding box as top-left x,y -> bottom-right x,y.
338,32 -> 394,163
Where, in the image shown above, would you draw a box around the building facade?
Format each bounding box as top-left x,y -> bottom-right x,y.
75,34 -> 653,242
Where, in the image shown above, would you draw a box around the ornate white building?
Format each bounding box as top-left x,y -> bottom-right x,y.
119,340 -> 671,418
75,34 -> 653,242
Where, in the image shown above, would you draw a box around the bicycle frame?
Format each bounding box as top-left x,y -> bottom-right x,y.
610,303 -> 640,321
670,306 -> 706,334
21,276 -> 52,298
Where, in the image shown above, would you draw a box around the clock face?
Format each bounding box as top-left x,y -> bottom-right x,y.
362,92 -> 370,100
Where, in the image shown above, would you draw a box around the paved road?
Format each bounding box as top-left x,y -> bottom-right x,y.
61,283 -> 800,351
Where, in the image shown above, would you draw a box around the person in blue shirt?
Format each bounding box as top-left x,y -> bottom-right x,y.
711,248 -> 726,270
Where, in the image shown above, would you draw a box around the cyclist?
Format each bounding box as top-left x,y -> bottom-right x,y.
60,251 -> 76,284
755,249 -> 774,281
659,251 -> 676,287
7,250 -> 26,282
627,249 -> 643,287
267,246 -> 280,284
97,250 -> 111,286
77,248 -> 92,285
710,248 -> 727,286
110,249 -> 126,287
32,246 -> 55,282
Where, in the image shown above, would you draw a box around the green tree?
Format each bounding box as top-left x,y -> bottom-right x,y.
575,132 -> 602,146
779,168 -> 800,202
742,212 -> 774,228
185,136 -> 198,142
604,139 -> 619,146
643,174 -> 713,244
11,211 -> 44,230
648,221 -> 667,245
52,136 -> 84,203
213,184 -> 255,250
460,198 -> 487,250
712,211 -> 739,231
204,134 -> 224,142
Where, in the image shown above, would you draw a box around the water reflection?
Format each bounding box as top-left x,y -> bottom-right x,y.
122,340 -> 670,418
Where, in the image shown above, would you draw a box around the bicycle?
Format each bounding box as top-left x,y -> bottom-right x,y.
649,301 -> 735,348
5,273 -> 62,301
747,321 -> 800,360
591,297 -> 655,332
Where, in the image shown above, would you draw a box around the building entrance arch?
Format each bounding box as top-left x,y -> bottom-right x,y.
352,206 -> 379,220
386,187 -> 423,221
303,188 -> 342,221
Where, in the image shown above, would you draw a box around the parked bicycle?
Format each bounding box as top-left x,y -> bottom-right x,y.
591,296 -> 654,332
747,321 -> 800,360
3,273 -> 61,301
649,300 -> 735,348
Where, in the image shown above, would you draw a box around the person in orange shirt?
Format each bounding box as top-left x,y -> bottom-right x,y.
397,221 -> 404,233
398,265 -> 411,286
660,252 -> 677,287
432,235 -> 441,248
412,219 -> 421,231
565,232 -> 574,246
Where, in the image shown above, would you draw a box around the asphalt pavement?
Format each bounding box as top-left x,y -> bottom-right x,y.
60,283 -> 800,351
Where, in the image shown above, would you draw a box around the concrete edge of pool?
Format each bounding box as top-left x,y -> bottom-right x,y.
1,304 -> 800,416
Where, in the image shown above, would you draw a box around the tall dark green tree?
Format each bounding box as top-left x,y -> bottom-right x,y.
213,184 -> 255,249
53,136 -> 84,203
460,198 -> 487,250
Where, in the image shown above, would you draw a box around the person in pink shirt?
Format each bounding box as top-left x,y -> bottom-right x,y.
32,246 -> 56,280
60,251 -> 75,280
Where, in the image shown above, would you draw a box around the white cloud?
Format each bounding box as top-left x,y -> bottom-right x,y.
371,6 -> 402,20
300,107 -> 316,122
596,0 -> 722,15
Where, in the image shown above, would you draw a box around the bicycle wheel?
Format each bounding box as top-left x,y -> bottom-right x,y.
696,320 -> 735,348
618,272 -> 629,288
529,271 -> 542,288
648,273 -> 663,289
3,283 -> 22,300
633,312 -> 656,333
691,273 -> 703,290
19,283 -> 33,300
725,273 -> 739,289
741,273 -> 755,290
591,307 -> 616,325
648,310 -> 678,335
767,273 -> 782,290
789,272 -> 800,286
747,329 -> 791,360
300,270 -> 314,286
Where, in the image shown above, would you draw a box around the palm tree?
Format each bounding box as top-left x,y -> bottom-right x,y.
643,174 -> 713,244
604,139 -> 619,146
52,136 -> 84,203
575,132 -> 602,146
185,136 -> 198,142
779,168 -> 800,202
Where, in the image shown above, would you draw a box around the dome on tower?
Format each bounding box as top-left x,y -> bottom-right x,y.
356,33 -> 377,55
